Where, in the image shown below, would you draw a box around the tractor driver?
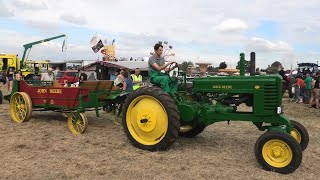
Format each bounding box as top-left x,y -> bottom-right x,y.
148,43 -> 178,94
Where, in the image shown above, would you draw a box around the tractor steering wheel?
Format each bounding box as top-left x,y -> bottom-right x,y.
166,62 -> 179,82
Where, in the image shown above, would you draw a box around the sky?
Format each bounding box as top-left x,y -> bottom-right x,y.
0,0 -> 319,69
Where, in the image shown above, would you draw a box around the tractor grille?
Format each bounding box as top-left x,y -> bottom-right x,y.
264,84 -> 279,111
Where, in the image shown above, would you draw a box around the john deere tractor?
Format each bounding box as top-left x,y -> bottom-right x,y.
121,52 -> 309,174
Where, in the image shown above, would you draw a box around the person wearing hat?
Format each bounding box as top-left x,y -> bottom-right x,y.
41,68 -> 55,82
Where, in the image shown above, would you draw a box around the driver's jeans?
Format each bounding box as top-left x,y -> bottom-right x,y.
149,71 -> 178,94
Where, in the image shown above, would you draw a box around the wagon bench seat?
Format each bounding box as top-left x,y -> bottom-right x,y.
81,80 -> 120,99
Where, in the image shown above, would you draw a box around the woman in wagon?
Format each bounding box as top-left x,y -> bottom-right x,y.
119,70 -> 133,92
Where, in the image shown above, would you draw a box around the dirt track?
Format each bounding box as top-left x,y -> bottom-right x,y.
1,86 -> 320,180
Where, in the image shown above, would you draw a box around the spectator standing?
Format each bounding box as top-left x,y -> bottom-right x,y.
293,76 -> 306,103
6,68 -> 14,93
131,68 -> 143,90
304,73 -> 312,104
309,72 -> 320,109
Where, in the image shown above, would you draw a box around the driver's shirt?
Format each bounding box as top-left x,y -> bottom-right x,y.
148,55 -> 165,72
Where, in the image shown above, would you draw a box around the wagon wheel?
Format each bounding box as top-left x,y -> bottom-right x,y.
122,86 -> 180,151
179,123 -> 206,138
255,131 -> 302,174
289,120 -> 309,151
111,103 -> 123,125
67,113 -> 88,135
10,92 -> 33,123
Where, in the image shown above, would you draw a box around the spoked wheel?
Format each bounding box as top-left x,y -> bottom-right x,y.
111,103 -> 123,125
122,86 -> 180,151
290,120 -> 309,151
255,131 -> 302,174
10,92 -> 33,123
67,113 -> 88,135
179,123 -> 206,138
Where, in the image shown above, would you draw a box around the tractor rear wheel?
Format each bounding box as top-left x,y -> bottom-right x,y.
255,131 -> 302,174
290,120 -> 309,151
179,123 -> 206,138
122,86 -> 180,151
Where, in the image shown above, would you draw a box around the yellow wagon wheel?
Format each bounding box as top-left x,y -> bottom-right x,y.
10,92 -> 33,123
67,113 -> 88,135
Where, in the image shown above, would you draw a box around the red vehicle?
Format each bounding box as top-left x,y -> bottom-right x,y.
55,70 -> 79,85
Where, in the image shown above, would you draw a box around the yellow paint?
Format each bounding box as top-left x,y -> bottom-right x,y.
10,92 -> 32,123
37,89 -> 47,93
262,139 -> 293,168
126,95 -> 168,146
290,129 -> 302,144
68,113 -> 88,135
50,89 -> 62,94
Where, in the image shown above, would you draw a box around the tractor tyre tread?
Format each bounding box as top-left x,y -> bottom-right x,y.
122,86 -> 180,151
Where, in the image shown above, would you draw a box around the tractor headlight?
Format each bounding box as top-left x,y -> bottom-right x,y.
277,106 -> 283,114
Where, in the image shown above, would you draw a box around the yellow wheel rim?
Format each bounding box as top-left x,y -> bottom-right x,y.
20,92 -> 32,119
262,140 -> 293,168
10,92 -> 32,123
126,95 -> 168,146
68,113 -> 88,135
290,128 -> 302,144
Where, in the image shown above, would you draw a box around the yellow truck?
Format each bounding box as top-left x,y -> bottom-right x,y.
0,34 -> 66,80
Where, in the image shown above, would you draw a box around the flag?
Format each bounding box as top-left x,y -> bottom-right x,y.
90,34 -> 104,53
62,39 -> 66,52
91,39 -> 104,53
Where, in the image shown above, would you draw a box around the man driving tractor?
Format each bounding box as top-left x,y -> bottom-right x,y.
148,43 -> 178,93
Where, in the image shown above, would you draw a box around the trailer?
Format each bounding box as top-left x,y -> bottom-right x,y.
5,80 -> 126,134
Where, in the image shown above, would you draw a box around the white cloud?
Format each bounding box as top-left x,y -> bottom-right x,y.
0,1 -> 14,17
11,0 -> 48,10
60,14 -> 87,25
214,18 -> 248,33
246,37 -> 294,53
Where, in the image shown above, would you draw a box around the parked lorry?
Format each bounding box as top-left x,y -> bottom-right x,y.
0,34 -> 66,80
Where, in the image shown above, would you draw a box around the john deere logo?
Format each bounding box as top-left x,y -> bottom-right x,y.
212,85 -> 232,89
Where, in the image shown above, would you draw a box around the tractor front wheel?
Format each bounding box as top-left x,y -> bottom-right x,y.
290,120 -> 309,151
122,86 -> 180,151
255,131 -> 302,174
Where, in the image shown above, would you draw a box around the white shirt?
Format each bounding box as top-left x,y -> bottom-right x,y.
41,73 -> 55,81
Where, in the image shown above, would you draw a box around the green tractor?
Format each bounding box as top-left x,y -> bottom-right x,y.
121,52 -> 309,174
